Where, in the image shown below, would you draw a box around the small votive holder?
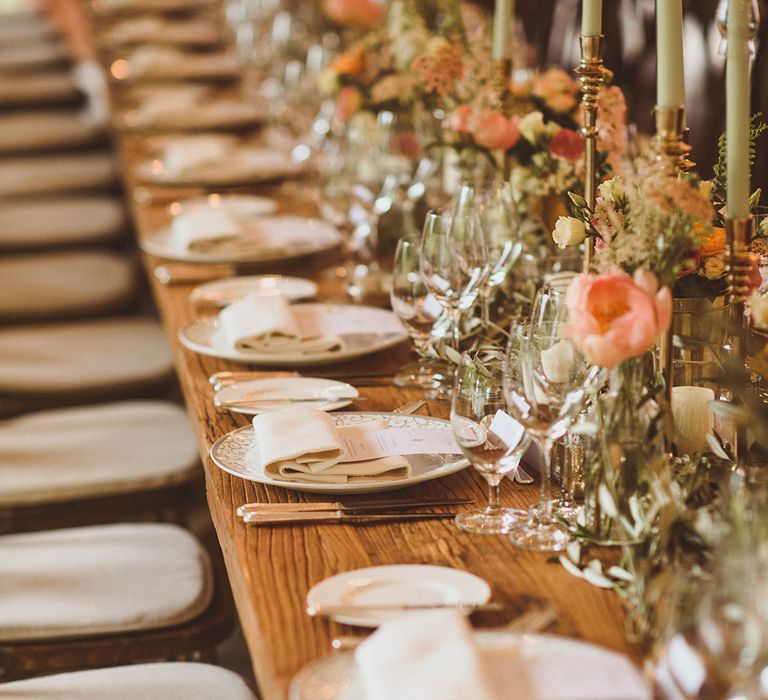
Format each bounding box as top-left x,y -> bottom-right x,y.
671,385 -> 715,455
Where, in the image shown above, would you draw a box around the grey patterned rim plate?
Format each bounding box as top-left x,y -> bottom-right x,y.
209,412 -> 469,494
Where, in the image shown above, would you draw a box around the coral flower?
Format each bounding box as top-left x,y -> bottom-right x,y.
448,105 -> 472,134
749,253 -> 763,293
322,0 -> 384,27
548,128 -> 585,160
331,48 -> 365,76
473,111 -> 520,151
697,226 -> 726,257
336,86 -> 362,121
566,268 -> 672,369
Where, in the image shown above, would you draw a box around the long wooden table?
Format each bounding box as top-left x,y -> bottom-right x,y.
97,33 -> 635,700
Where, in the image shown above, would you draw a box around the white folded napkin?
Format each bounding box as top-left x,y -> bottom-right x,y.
354,611 -> 651,700
170,206 -> 242,251
247,407 -> 411,483
162,136 -> 235,176
217,292 -> 343,355
135,86 -> 209,122
128,46 -> 185,75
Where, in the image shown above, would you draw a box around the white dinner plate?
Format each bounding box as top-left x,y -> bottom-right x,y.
114,50 -> 240,83
134,146 -> 302,186
306,565 -> 491,628
290,631 -> 651,700
191,275 -> 318,307
214,377 -> 358,415
179,304 -> 407,366
100,18 -> 222,47
169,193 -> 277,218
141,215 -> 341,264
209,412 -> 469,494
120,100 -> 265,132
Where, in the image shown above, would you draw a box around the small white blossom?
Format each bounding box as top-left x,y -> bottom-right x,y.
552,216 -> 586,249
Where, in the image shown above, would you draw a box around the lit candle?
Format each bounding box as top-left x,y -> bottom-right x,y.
492,0 -> 514,60
727,0 -> 751,218
581,0 -> 602,37
656,0 -> 685,109
671,386 -> 715,455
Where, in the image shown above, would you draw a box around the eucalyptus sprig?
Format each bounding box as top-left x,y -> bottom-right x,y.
712,112 -> 767,207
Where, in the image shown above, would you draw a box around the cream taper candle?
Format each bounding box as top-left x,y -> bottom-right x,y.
727,0 -> 751,218
581,0 -> 602,36
492,0 -> 513,60
656,0 -> 685,109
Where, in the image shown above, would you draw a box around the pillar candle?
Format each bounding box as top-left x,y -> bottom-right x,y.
492,0 -> 513,61
656,0 -> 685,109
581,0 -> 602,37
727,0 -> 751,218
671,385 -> 715,455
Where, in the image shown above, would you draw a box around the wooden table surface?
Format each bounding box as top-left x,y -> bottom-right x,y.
92,19 -> 635,700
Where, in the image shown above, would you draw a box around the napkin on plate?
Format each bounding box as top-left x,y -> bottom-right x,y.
353,610 -> 651,700
162,135 -> 235,176
128,46 -> 185,75
170,205 -> 242,251
217,292 -> 343,355
247,407 -> 411,483
134,85 -> 209,122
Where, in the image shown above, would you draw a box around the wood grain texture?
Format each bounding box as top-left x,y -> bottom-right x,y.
97,34 -> 636,700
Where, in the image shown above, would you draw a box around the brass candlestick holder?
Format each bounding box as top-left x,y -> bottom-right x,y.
652,106 -> 694,411
575,35 -> 610,272
726,215 -> 753,471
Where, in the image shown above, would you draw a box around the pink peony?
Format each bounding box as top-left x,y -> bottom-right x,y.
566,268 -> 672,369
335,86 -> 362,121
322,0 -> 384,27
448,105 -> 472,134
549,128 -> 585,160
472,111 -> 520,151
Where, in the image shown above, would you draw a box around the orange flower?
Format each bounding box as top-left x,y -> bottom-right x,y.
336,86 -> 362,121
332,48 -> 365,76
698,226 -> 726,257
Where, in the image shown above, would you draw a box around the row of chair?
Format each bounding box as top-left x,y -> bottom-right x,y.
0,4 -> 255,697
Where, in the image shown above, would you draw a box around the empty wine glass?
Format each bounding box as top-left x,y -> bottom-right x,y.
390,237 -> 449,392
503,286 -> 592,551
420,203 -> 488,351
451,357 -> 530,534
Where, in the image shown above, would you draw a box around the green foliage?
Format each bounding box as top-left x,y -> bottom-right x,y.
712,112 -> 768,206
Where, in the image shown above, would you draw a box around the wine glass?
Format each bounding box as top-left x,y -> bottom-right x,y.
390,237 -> 449,392
450,357 -> 530,534
420,204 -> 488,351
503,286 -> 592,551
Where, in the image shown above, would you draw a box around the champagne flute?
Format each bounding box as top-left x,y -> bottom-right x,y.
450,357 -> 530,534
389,237 -> 448,391
503,286 -> 592,551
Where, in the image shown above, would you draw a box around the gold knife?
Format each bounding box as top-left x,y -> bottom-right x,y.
308,601 -> 503,617
242,511 -> 457,525
236,498 -> 473,516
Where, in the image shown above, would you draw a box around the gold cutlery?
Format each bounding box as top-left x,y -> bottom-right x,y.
216,395 -> 367,408
242,511 -> 457,526
309,601 -> 504,618
154,263 -> 236,286
392,398 -> 426,415
236,497 -> 473,516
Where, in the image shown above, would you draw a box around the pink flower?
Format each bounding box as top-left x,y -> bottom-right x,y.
335,86 -> 361,121
391,131 -> 422,160
566,268 -> 672,369
322,0 -> 384,27
472,111 -> 520,151
749,253 -> 763,294
549,128 -> 585,160
448,105 -> 472,134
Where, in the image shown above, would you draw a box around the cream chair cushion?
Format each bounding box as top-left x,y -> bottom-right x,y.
0,152 -> 117,197
0,196 -> 126,250
0,110 -> 104,154
0,523 -> 213,640
0,401 -> 198,505
0,317 -> 173,395
0,662 -> 256,700
0,250 -> 136,320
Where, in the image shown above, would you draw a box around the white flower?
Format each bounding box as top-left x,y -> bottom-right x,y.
702,255 -> 726,279
425,36 -> 449,56
519,111 -> 545,143
317,67 -> 339,96
750,292 -> 768,329
698,179 -> 714,200
552,216 -> 586,249
598,178 -> 625,202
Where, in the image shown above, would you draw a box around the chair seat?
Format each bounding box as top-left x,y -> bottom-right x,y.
0,523 -> 212,641
0,110 -> 103,154
0,400 -> 198,506
0,250 -> 137,320
0,71 -> 80,107
0,152 -> 117,197
0,196 -> 126,250
0,317 -> 173,396
0,662 -> 256,700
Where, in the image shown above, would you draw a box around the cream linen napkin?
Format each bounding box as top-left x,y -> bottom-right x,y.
247,407 -> 411,484
170,206 -> 242,252
162,136 -> 235,177
217,292 -> 343,355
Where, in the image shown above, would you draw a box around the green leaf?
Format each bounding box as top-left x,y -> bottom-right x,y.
705,431 -> 731,460
566,540 -> 581,564
708,400 -> 747,423
607,566 -> 635,582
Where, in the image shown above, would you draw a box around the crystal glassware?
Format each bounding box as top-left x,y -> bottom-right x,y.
503,286 -> 591,551
390,237 -> 449,391
450,358 -> 530,534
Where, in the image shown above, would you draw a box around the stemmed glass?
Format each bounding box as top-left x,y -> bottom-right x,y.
450,358 -> 530,534
503,286 -> 592,551
420,204 -> 488,351
389,237 -> 449,392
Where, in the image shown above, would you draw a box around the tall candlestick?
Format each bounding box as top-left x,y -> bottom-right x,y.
656,0 -> 685,109
581,0 -> 602,36
727,0 -> 751,218
492,0 -> 513,61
